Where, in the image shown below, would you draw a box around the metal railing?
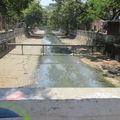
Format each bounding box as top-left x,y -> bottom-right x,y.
7,43 -> 104,55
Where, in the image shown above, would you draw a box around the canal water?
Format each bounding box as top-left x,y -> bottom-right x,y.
33,32 -> 112,87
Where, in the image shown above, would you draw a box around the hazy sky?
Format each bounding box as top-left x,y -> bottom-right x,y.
40,0 -> 55,6
40,0 -> 86,6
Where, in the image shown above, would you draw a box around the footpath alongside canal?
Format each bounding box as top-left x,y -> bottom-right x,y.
0,30 -> 44,88
59,33 -> 120,87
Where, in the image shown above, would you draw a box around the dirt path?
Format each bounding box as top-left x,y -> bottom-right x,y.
60,36 -> 120,87
0,30 -> 44,88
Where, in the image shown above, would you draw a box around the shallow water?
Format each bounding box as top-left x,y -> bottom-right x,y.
33,33 -> 112,87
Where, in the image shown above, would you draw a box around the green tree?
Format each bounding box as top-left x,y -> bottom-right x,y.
80,0 -> 120,22
49,0 -> 120,32
0,0 -> 34,16
23,1 -> 43,31
0,0 -> 7,15
108,0 -> 120,19
49,0 -> 83,35
77,0 -> 111,30
0,0 -> 34,30
42,9 -> 48,26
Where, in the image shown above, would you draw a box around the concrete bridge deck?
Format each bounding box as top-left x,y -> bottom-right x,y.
0,88 -> 120,120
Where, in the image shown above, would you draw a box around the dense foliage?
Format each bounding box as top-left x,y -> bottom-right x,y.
23,1 -> 43,29
0,0 -> 34,30
0,0 -> 120,32
48,0 -> 120,33
48,0 -> 84,34
0,0 -> 34,16
0,0 -> 46,31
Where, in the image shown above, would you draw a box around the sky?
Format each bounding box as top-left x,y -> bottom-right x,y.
40,0 -> 86,6
40,0 -> 55,6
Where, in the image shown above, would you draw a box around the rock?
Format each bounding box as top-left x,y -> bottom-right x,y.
107,66 -> 120,76
107,59 -> 111,61
108,74 -> 115,78
101,65 -> 108,70
108,69 -> 118,74
101,61 -> 120,77
103,70 -> 108,76
117,73 -> 120,76
98,65 -> 103,71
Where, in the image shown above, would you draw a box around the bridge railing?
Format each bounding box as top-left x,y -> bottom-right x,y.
7,43 -> 104,55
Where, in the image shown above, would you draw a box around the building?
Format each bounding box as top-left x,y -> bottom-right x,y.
91,20 -> 106,32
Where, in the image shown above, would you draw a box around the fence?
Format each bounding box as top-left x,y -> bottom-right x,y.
0,28 -> 24,44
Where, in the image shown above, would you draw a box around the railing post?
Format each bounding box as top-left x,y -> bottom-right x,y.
72,46 -> 75,56
91,46 -> 94,54
43,45 -> 44,55
73,46 -> 75,56
21,45 -> 23,55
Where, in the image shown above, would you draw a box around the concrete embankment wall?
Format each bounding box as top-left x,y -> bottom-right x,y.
0,28 -> 25,56
15,34 -> 26,43
15,29 -> 27,43
1,89 -> 120,120
76,30 -> 120,60
76,30 -> 120,45
76,30 -> 93,45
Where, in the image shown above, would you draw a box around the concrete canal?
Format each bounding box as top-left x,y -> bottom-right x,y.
0,32 -> 114,100
33,32 -> 113,87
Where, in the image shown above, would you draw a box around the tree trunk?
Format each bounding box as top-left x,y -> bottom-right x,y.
65,22 -> 69,36
2,15 -> 8,31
